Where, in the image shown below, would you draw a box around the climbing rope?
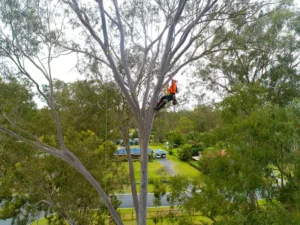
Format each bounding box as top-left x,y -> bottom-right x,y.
104,81 -> 108,220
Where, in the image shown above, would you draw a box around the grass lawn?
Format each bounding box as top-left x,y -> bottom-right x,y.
122,159 -> 172,193
121,144 -> 202,192
167,154 -> 202,179
123,184 -> 156,193
132,161 -> 164,180
118,144 -> 167,180
148,144 -> 165,150
149,144 -> 202,179
121,144 -> 168,193
122,158 -> 165,193
122,216 -> 212,225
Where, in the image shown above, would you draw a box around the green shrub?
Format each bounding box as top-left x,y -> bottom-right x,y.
191,143 -> 204,156
167,132 -> 185,148
178,144 -> 193,162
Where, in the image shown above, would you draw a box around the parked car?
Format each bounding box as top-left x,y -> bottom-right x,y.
153,149 -> 167,159
133,138 -> 139,145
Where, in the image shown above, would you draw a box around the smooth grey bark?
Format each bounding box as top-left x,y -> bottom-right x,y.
60,211 -> 76,225
35,195 -> 76,225
124,141 -> 139,223
112,88 -> 139,223
137,116 -> 155,225
120,125 -> 139,223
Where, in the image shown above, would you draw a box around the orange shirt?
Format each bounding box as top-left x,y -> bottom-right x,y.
168,80 -> 177,94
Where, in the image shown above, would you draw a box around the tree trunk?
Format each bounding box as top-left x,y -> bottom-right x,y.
280,146 -> 284,188
138,136 -> 149,225
60,211 -> 76,225
124,138 -> 139,223
249,190 -> 256,209
137,113 -> 154,225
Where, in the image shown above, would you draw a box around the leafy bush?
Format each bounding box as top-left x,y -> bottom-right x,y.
130,129 -> 138,139
178,144 -> 193,162
167,132 -> 185,148
191,143 -> 204,156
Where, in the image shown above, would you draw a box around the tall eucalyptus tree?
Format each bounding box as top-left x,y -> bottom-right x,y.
60,0 -> 269,223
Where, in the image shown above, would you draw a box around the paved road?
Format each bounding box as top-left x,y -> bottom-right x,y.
119,193 -> 170,208
0,219 -> 10,225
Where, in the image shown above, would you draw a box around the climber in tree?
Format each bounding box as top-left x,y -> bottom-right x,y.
155,78 -> 177,111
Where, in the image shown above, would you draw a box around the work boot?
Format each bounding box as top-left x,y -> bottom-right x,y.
156,99 -> 163,108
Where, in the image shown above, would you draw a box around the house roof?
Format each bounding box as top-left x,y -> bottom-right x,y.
192,156 -> 200,161
114,148 -> 153,156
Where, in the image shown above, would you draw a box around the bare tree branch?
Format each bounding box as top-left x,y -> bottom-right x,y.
142,37 -> 162,112
169,23 -> 224,72
0,45 -> 50,103
66,0 -> 138,114
159,0 -> 187,77
58,43 -> 112,68
104,10 -> 119,27
135,25 -> 169,89
112,0 -> 134,89
171,0 -> 217,57
0,126 -> 64,158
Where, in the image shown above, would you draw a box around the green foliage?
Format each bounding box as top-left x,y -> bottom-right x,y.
177,117 -> 194,134
0,78 -> 35,124
200,4 -> 300,106
54,79 -> 122,140
190,143 -> 204,156
186,131 -> 202,144
189,85 -> 300,223
168,216 -> 195,225
130,129 -> 138,139
167,132 -> 185,148
153,180 -> 167,207
178,144 -> 193,162
167,175 -> 190,207
0,126 -> 126,224
152,105 -> 219,144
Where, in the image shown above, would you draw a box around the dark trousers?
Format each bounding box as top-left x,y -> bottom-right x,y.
156,94 -> 174,110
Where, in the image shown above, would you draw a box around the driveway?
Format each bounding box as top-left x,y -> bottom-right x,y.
157,158 -> 176,176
